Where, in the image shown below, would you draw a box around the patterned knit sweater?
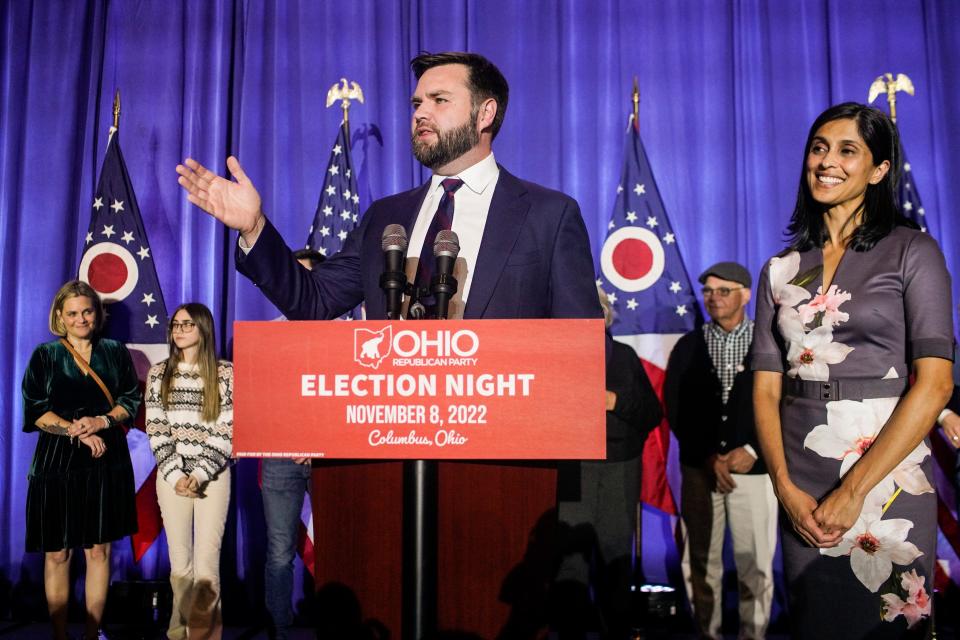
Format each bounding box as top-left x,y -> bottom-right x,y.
146,360 -> 233,486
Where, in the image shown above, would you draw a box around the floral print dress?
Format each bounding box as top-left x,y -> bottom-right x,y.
751,227 -> 954,639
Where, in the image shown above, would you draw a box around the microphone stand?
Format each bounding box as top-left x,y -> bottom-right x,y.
403,457 -> 437,640
402,230 -> 458,639
403,283 -> 437,640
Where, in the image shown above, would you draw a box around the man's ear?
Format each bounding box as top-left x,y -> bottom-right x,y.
477,98 -> 497,133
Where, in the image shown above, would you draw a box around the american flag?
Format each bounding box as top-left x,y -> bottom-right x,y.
283,120 -> 365,575
305,120 -> 363,322
305,121 -> 361,259
896,150 -> 960,593
596,115 -> 701,517
78,127 -> 168,562
898,156 -> 927,232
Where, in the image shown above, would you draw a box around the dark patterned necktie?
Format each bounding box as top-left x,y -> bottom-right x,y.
415,178 -> 464,300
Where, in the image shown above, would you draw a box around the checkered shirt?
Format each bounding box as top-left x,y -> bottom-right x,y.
703,318 -> 753,404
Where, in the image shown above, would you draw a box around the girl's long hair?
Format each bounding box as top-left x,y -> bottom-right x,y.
160,303 -> 221,423
785,102 -> 914,252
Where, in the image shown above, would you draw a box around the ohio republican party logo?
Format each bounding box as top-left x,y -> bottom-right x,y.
354,326 -> 393,369
600,227 -> 665,292
354,325 -> 482,369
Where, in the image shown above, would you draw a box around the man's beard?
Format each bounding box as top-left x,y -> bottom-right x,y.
412,115 -> 480,170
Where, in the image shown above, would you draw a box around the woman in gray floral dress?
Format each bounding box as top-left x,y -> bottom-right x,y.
751,103 -> 954,638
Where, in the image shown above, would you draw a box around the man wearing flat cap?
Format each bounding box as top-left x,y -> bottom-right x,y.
664,261 -> 777,640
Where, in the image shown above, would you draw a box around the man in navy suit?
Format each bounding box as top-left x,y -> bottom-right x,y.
176,51 -> 600,322
177,52 -> 603,636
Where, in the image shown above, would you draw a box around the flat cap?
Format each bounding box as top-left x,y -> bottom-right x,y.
698,261 -> 752,288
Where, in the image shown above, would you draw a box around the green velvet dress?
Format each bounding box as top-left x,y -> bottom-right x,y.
22,338 -> 141,551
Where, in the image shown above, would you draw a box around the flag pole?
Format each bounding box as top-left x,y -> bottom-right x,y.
632,76 -> 640,130
113,89 -> 121,129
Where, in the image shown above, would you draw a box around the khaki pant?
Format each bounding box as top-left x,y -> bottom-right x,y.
679,464 -> 778,640
156,467 -> 231,640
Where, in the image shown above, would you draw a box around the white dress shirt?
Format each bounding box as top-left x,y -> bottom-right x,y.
406,152 -> 499,312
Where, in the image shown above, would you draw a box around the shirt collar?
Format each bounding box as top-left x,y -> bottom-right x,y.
706,317 -> 752,339
429,152 -> 499,196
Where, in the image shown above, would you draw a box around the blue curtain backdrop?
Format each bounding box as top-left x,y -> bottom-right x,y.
2,0 -> 959,624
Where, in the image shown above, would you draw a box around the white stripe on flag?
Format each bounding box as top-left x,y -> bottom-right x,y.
127,429 -> 155,492
127,343 -> 170,367
614,333 -> 683,370
301,493 -> 314,545
126,343 -> 169,492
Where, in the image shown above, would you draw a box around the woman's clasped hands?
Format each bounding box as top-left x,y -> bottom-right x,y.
175,476 -> 203,498
778,479 -> 858,549
69,416 -> 109,458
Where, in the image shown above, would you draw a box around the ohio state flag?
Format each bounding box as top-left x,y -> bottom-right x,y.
596,115 -> 701,515
79,127 -> 168,561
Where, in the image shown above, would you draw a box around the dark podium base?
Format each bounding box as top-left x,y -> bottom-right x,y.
311,460 -> 557,638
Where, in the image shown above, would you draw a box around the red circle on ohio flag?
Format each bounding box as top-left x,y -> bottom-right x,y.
612,238 -> 653,279
88,253 -> 127,293
600,227 -> 665,292
78,242 -> 140,302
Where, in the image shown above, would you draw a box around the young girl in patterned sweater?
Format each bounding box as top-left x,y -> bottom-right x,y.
146,303 -> 233,640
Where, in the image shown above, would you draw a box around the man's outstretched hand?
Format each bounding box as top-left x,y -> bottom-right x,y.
176,156 -> 265,246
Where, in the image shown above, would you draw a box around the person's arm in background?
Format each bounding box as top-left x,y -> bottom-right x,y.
606,342 -> 662,435
938,347 -> 960,446
724,368 -> 760,474
663,336 -> 687,444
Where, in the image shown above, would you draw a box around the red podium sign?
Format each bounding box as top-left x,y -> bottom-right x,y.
232,319 -> 605,459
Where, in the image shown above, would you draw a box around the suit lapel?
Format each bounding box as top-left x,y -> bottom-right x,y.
380,182 -> 429,278
363,182 -> 429,320
464,168 -> 529,319
397,181 -> 431,234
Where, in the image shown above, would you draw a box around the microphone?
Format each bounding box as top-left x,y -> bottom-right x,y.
431,229 -> 460,320
379,224 -> 408,320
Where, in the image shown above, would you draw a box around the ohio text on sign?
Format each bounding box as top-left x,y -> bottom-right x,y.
232,319 -> 606,459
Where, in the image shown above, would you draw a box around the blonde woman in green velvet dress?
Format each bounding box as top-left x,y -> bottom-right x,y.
22,280 -> 140,640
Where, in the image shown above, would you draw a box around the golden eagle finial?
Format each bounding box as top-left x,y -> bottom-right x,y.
326,78 -> 365,127
868,73 -> 915,123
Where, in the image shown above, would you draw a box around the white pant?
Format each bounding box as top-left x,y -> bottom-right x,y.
679,466 -> 778,640
156,468 -> 231,640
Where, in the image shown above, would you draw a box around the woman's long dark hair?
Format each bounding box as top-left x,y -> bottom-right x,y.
786,102 -> 913,252
160,303 -> 221,423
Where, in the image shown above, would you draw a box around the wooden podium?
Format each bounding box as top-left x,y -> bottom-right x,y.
233,319 -> 606,638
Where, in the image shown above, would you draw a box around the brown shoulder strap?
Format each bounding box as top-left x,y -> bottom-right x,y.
59,338 -> 115,407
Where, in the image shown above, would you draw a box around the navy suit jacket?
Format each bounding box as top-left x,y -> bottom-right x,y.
236,167 -> 602,321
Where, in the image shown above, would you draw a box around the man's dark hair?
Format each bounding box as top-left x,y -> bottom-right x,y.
294,248 -> 326,268
786,102 -> 914,252
411,51 -> 509,139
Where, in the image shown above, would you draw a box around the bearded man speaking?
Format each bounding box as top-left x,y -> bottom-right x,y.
175,51 -> 600,322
